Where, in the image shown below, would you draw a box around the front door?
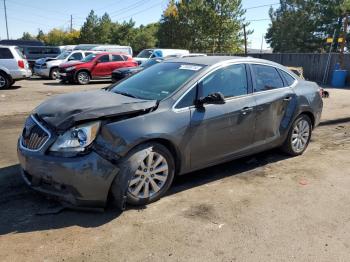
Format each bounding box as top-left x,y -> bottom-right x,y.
92,54 -> 110,77
189,64 -> 256,169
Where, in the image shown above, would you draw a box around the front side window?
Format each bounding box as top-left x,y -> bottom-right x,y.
56,51 -> 71,60
98,55 -> 110,63
70,52 -> 83,60
252,64 -> 284,92
0,48 -> 14,59
137,49 -> 153,58
200,64 -> 248,98
111,62 -> 203,100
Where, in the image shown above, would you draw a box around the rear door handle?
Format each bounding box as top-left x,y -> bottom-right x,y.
283,96 -> 292,101
241,107 -> 253,115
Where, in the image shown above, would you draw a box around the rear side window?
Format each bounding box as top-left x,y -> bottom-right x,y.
112,55 -> 124,61
252,64 -> 284,92
279,70 -> 296,86
0,48 -> 13,59
200,64 -> 248,98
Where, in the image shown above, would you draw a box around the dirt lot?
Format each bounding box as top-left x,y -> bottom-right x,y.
0,79 -> 349,262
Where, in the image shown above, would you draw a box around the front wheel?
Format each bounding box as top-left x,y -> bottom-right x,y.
76,71 -> 90,85
110,143 -> 175,207
281,114 -> 312,156
50,67 -> 59,80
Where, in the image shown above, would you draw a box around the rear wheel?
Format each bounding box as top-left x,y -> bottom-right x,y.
49,67 -> 59,80
76,71 -> 90,85
281,114 -> 312,156
110,143 -> 175,207
0,72 -> 10,89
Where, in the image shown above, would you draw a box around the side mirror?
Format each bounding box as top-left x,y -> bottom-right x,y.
95,60 -> 101,64
195,92 -> 225,107
68,57 -> 75,61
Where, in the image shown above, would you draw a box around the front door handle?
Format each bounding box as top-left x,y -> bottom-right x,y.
283,96 -> 292,101
241,107 -> 253,115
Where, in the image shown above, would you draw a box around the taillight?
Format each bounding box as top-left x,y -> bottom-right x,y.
18,60 -> 25,69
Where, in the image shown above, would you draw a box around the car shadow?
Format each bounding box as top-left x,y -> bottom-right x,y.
0,149 -> 288,235
1,85 -> 22,90
43,80 -> 112,87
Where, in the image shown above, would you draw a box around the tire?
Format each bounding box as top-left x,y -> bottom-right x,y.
76,71 -> 90,85
49,67 -> 59,80
0,72 -> 10,89
281,114 -> 312,156
110,143 -> 175,207
10,79 -> 15,86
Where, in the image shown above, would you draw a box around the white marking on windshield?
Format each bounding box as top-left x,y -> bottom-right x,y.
179,65 -> 202,71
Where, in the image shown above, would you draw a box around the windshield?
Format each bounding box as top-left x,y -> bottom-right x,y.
140,58 -> 163,68
81,53 -> 97,62
56,51 -> 71,60
111,62 -> 204,100
137,49 -> 153,58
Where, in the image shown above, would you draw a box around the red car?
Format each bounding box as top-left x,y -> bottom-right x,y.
58,52 -> 138,84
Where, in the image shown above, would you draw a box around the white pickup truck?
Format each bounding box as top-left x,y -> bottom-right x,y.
34,50 -> 97,79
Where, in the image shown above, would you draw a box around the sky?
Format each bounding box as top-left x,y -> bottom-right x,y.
0,0 -> 279,50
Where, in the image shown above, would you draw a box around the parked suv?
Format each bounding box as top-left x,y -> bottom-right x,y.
58,52 -> 137,84
34,50 -> 97,80
0,46 -> 31,89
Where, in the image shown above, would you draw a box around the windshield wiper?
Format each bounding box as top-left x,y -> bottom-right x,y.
114,91 -> 139,99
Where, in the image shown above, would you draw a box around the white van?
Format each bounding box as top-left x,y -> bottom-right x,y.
135,49 -> 190,64
92,45 -> 133,56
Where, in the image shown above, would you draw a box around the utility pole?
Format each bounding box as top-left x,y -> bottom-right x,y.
3,0 -> 9,39
70,15 -> 73,32
339,13 -> 349,69
260,34 -> 264,53
243,24 -> 247,56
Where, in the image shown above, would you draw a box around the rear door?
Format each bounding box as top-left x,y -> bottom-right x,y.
110,54 -> 128,73
188,63 -> 256,169
249,64 -> 297,145
91,54 -> 110,77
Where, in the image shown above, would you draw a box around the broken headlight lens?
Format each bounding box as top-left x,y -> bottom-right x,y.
65,66 -> 76,71
50,122 -> 100,152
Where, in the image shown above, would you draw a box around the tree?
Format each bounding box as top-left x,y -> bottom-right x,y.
158,0 -> 249,53
96,13 -> 113,44
79,10 -> 100,43
133,23 -> 159,52
266,0 -> 344,53
18,32 -> 36,41
110,19 -> 136,46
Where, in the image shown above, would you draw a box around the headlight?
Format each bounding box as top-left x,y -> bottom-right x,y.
50,122 -> 100,152
65,66 -> 76,71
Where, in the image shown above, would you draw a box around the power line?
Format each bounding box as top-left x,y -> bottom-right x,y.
245,2 -> 280,10
117,1 -> 162,21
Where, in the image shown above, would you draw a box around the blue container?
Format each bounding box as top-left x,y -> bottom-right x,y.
331,70 -> 347,87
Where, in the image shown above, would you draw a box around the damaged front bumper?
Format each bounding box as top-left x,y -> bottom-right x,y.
17,144 -> 120,209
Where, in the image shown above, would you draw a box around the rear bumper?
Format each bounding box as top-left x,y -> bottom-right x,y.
10,69 -> 32,80
17,143 -> 119,208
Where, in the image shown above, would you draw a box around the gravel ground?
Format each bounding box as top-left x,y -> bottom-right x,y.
0,79 -> 349,262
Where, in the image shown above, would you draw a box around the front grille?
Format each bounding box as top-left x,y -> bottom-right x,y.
21,116 -> 50,151
59,67 -> 66,73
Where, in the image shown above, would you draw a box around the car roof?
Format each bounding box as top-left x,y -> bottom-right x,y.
164,56 -> 284,67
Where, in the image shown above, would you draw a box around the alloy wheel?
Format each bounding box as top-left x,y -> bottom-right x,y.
291,119 -> 310,153
0,75 -> 6,88
128,151 -> 169,199
77,72 -> 89,84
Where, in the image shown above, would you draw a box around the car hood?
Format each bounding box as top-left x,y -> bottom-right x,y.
60,60 -> 85,68
34,90 -> 157,131
35,57 -> 58,65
